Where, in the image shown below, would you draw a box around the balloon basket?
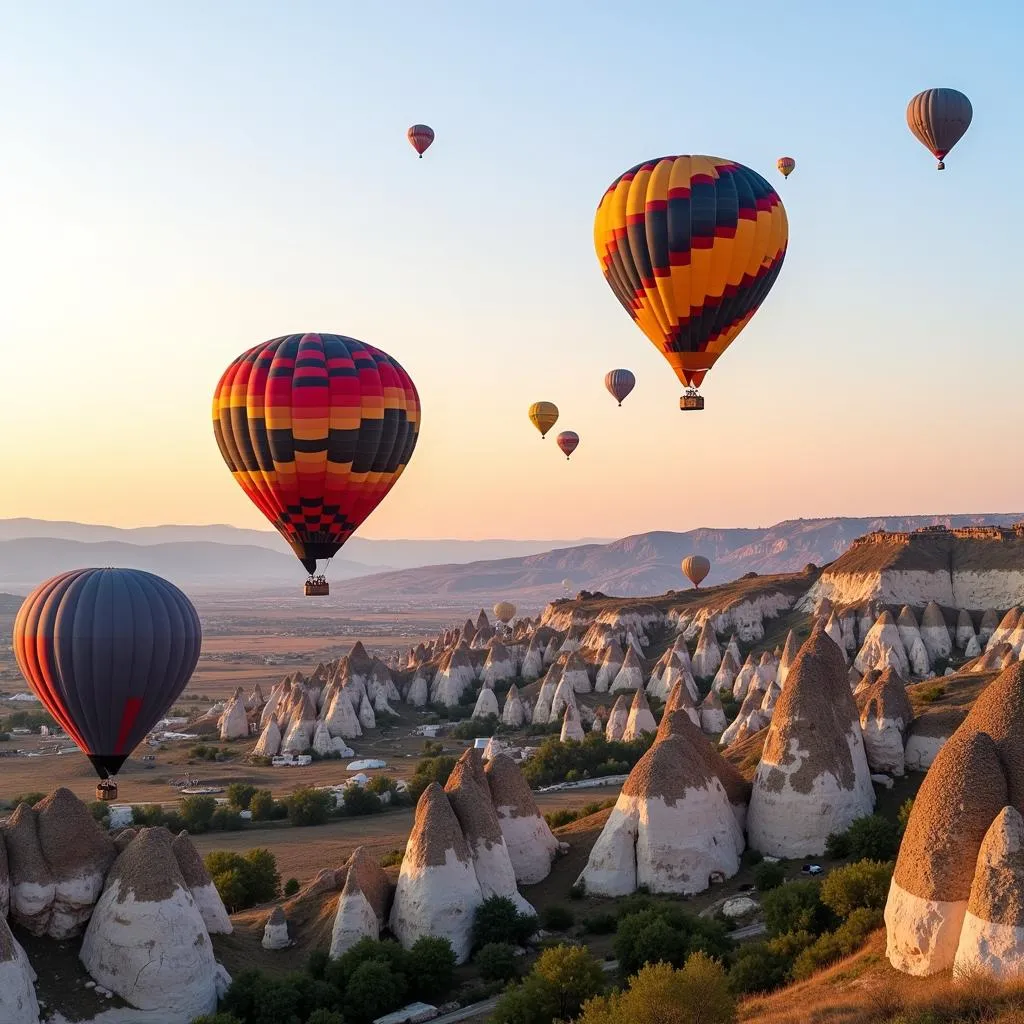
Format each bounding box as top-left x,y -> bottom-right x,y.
96,781 -> 118,802
304,578 -> 330,597
680,392 -> 705,411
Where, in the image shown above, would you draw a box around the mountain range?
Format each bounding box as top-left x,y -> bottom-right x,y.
1,514 -> 1019,603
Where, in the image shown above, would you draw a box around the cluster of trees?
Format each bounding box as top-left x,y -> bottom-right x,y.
0,710 -> 58,734
544,799 -> 616,830
522,734 -> 654,788
194,935 -> 458,1024
824,814 -> 901,861
204,849 -> 281,913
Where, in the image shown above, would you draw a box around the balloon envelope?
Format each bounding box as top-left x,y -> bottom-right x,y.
595,155 -> 788,393
682,555 -> 711,588
556,431 -> 579,459
906,89 -> 972,168
407,124 -> 434,157
213,333 -> 420,577
777,157 -> 795,178
529,401 -> 559,438
493,601 -> 516,623
562,578 -> 574,590
13,568 -> 202,779
604,369 -> 636,405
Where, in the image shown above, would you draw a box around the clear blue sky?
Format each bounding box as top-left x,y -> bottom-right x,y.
1,1 -> 1021,539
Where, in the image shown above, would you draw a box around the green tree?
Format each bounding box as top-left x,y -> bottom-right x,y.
340,787 -> 383,817
210,866 -> 249,913
491,974 -> 560,1024
284,878 -> 301,897
472,895 -> 537,950
227,783 -> 257,810
540,905 -> 574,931
753,861 -> 786,892
476,942 -> 519,982
242,848 -> 281,903
249,789 -> 277,821
408,755 -> 457,801
762,881 -> 834,937
211,807 -> 245,831
727,943 -> 792,995
614,906 -> 732,975
827,815 -> 900,861
820,860 -> 893,918
344,960 -> 406,1024
533,944 -> 607,1021
789,908 -> 883,981
286,788 -> 333,827
180,794 -> 217,833
204,848 -> 279,911
325,938 -> 410,993
406,936 -> 456,1001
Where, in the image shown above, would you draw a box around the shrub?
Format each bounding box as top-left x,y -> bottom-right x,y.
344,959 -> 407,1024
11,792 -> 45,807
286,787 -> 333,827
88,801 -> 111,826
829,815 -> 900,862
180,795 -> 217,833
521,733 -> 653,788
762,881 -> 834,938
226,783 -> 257,810
249,789 -> 281,821
614,905 -> 732,975
534,945 -> 606,1021
451,716 -> 498,740
476,942 -> 519,982
380,849 -> 404,868
205,848 -> 280,911
898,798 -> 915,835
283,877 -> 300,897
820,859 -> 893,918
754,861 -> 786,892
340,786 -> 383,817
422,739 -> 444,757
579,955 -> 734,1024
728,942 -> 793,995
917,684 -> 946,704
406,935 -> 457,1000
307,948 -> 329,980
211,807 -> 245,831
472,896 -> 538,950
408,755 -> 457,801
584,913 -> 617,935
324,937 -> 410,992
540,905 -> 574,931
790,907 -> 883,980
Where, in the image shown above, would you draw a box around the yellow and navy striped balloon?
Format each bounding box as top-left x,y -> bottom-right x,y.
213,333 -> 420,576
594,156 -> 788,392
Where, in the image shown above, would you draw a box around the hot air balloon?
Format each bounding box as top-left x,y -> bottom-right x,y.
777,157 -> 796,178
213,333 -> 420,596
13,568 -> 202,801
529,401 -> 559,438
906,89 -> 972,169
594,156 -> 788,411
562,578 -> 574,592
604,369 -> 636,406
407,124 -> 434,158
556,431 -> 579,459
493,601 -> 516,624
681,555 -> 711,589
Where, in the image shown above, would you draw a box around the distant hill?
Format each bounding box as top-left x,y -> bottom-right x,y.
334,514 -> 1024,605
0,593 -> 22,613
0,519 -> 607,571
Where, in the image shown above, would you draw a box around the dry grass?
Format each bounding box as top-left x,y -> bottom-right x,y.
740,931 -> 1024,1023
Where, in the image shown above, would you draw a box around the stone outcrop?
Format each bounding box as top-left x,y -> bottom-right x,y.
390,784 -> 483,964
855,611 -> 910,678
562,651 -> 592,694
172,831 -> 232,935
501,684 -> 527,728
699,686 -> 727,734
80,827 -> 223,1020
486,754 -> 560,884
330,847 -> 391,958
35,788 -> 116,939
253,717 -> 282,756
2,803 -> 55,936
218,688 -> 250,740
0,916 -> 38,1024
611,647 -> 644,693
482,642 -> 515,687
605,694 -> 630,741
472,686 -> 500,720
748,624 -> 875,857
262,906 -> 290,950
622,688 -> 657,740
595,641 -> 624,692
920,601 -> 953,663
560,703 -> 585,742
859,668 -> 914,776
691,622 -> 722,679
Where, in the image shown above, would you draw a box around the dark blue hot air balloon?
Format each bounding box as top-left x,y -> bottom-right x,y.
13,568 -> 202,798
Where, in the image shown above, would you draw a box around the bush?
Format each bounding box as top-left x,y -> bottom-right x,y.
406,935 -> 457,1000
284,878 -> 300,897
790,907 -> 883,980
540,905 -> 574,931
451,716 -> 498,740
249,789 -> 283,821
180,795 -> 217,834
754,861 -> 786,892
584,913 -> 617,935
898,798 -> 915,835
380,849 -> 404,868
728,942 -> 793,995
820,859 -> 893,918
211,807 -> 245,831
422,739 -> 444,757
88,801 -> 111,826
324,938 -> 410,993
614,905 -> 732,976
579,955 -> 734,1024
533,945 -> 606,1021
11,792 -> 45,807
307,948 -> 329,980
345,960 -> 407,1024
827,815 -> 900,862
408,755 -> 457,801
522,733 -> 653,789
472,896 -> 538,950
917,684 -> 946,704
205,848 -> 280,912
286,787 -> 333,827
227,783 -> 257,810
762,881 -> 834,938
476,942 -> 519,982
340,786 -> 383,817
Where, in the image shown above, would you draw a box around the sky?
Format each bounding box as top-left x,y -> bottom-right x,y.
1,1 -> 1022,541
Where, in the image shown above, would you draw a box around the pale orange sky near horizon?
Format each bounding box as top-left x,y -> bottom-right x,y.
2,3 -> 1022,542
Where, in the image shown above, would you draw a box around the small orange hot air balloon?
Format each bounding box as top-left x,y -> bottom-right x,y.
682,555 -> 711,588
529,401 -> 559,438
407,124 -> 435,158
777,157 -> 796,178
556,431 -> 579,460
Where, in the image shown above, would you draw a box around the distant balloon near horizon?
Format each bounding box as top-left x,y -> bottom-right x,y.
561,578 -> 574,591
556,431 -> 579,460
906,89 -> 972,169
595,156 -> 787,410
493,601 -> 516,624
13,568 -> 202,782
682,554 -> 711,588
528,401 -> 559,438
407,124 -> 434,158
777,156 -> 796,178
213,333 -> 420,591
604,368 -> 636,406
